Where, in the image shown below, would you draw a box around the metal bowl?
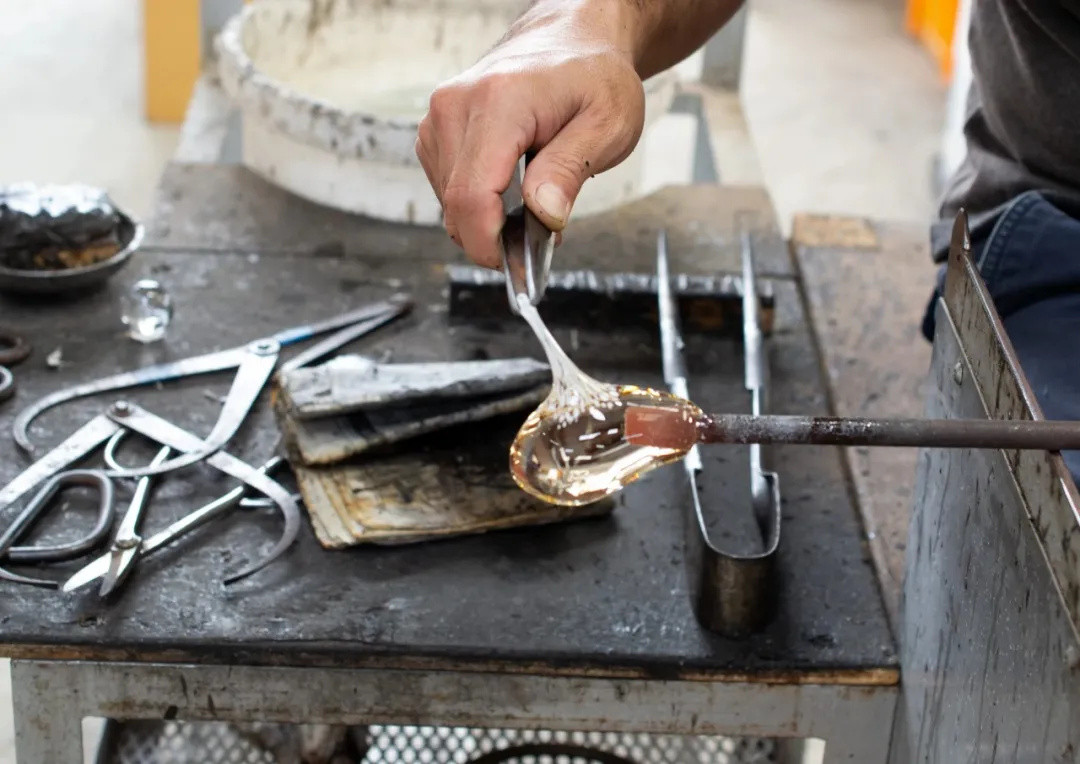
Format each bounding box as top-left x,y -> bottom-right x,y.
0,215 -> 143,296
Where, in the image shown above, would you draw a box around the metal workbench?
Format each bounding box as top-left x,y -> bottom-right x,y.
893,221 -> 1080,762
791,213 -> 1080,763
0,165 -> 898,762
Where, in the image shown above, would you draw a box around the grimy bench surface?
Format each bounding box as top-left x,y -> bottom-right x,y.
0,165 -> 895,683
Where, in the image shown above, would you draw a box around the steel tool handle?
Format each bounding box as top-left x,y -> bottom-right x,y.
279,298 -> 411,374
114,445 -> 171,541
740,232 -> 766,400
656,230 -> 689,388
502,154 -> 555,313
143,456 -> 284,555
739,230 -> 777,524
700,413 -> 1080,450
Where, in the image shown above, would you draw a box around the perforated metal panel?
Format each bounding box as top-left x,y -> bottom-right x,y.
106,720 -> 275,763
101,722 -> 777,764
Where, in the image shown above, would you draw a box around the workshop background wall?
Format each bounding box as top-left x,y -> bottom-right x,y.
0,0 -> 944,761
0,0 -> 181,219
743,0 -> 945,229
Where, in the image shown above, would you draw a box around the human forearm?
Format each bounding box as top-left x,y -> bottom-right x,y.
522,0 -> 745,79
632,0 -> 745,77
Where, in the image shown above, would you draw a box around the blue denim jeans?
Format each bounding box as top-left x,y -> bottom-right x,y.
922,191 -> 1080,482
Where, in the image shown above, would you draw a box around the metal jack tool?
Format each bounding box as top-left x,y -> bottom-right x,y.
657,230 -> 781,638
13,295 -> 413,477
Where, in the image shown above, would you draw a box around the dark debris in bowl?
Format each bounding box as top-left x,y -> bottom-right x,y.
0,234 -> 124,272
0,183 -> 127,272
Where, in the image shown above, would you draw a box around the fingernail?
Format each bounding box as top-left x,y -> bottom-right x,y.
533,183 -> 570,225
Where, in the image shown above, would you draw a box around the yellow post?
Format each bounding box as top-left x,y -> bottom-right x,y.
904,0 -> 926,36
142,0 -> 202,123
905,0 -> 959,82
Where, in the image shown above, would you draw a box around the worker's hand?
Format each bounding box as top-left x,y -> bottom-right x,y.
416,0 -> 647,269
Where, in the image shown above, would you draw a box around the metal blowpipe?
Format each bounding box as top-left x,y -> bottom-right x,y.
624,407 -> 1080,452
701,413 -> 1080,450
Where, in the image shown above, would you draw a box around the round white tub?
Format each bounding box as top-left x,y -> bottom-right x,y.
216,0 -> 677,225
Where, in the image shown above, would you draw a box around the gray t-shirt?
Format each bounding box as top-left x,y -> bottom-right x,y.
932,0 -> 1080,260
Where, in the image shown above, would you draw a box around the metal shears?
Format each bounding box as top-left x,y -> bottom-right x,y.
0,402 -> 298,587
62,446 -> 287,596
501,154 -> 555,314
80,441 -> 172,596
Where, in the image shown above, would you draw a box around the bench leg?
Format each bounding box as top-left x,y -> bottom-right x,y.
822,686 -> 896,763
11,660 -> 84,764
825,733 -> 891,763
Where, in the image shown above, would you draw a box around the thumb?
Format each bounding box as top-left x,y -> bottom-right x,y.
522,109 -> 643,232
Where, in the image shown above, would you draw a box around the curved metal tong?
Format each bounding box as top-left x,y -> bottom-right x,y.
13,296 -> 413,477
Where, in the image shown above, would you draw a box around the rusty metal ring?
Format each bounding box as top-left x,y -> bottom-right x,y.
0,330 -> 30,366
0,366 -> 14,402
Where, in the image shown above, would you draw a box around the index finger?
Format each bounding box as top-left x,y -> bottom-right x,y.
441,109 -> 531,269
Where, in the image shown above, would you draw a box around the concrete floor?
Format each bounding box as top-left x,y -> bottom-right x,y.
745,0 -> 945,230
0,0 -> 942,760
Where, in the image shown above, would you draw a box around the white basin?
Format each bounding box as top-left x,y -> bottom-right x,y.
216,0 -> 677,225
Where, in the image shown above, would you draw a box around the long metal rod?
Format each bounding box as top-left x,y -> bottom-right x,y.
700,413 -> 1080,450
